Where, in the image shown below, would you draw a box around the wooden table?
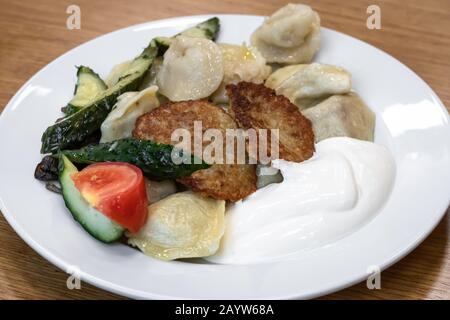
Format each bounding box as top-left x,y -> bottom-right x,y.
0,0 -> 449,300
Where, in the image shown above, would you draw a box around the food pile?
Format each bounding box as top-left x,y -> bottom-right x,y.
35,4 -> 375,261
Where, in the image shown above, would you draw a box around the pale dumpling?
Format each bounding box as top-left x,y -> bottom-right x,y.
211,44 -> 272,104
100,86 -> 159,142
302,93 -> 375,142
251,4 -> 320,64
128,191 -> 225,260
157,36 -> 223,101
266,63 -> 352,110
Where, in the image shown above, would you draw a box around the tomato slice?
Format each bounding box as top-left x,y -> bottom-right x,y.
72,162 -> 148,233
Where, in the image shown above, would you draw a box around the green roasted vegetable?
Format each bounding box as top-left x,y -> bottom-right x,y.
62,66 -> 107,116
41,45 -> 157,154
153,17 -> 220,55
61,138 -> 210,180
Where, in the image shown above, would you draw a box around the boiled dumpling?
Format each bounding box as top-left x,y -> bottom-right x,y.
157,36 -> 223,101
211,44 -> 272,104
128,191 -> 225,260
251,4 -> 320,64
100,86 -> 159,142
266,63 -> 352,110
302,93 -> 375,142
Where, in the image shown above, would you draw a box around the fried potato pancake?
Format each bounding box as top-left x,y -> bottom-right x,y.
226,81 -> 315,162
133,100 -> 257,201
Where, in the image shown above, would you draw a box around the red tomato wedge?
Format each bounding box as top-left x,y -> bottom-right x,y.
71,162 -> 148,233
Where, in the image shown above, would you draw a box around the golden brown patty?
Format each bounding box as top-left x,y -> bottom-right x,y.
226,81 -> 315,162
133,100 -> 257,201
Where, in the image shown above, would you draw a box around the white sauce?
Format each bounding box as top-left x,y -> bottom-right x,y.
207,137 -> 395,264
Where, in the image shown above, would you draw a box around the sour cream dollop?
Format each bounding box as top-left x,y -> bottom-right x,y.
207,137 -> 396,264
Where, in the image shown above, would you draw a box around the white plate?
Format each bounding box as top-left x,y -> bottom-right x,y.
0,14 -> 449,300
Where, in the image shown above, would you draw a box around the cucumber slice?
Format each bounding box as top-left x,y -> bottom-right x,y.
59,154 -> 124,243
181,17 -> 220,40
62,66 -> 107,116
154,17 -> 220,55
61,138 -> 211,180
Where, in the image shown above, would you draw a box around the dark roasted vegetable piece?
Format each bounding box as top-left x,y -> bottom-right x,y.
153,17 -> 220,55
45,182 -> 62,194
34,155 -> 60,181
61,138 -> 210,180
35,129 -> 99,182
61,66 -> 107,116
41,45 -> 158,154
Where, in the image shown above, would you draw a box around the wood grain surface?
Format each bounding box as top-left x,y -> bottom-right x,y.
0,0 -> 449,300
